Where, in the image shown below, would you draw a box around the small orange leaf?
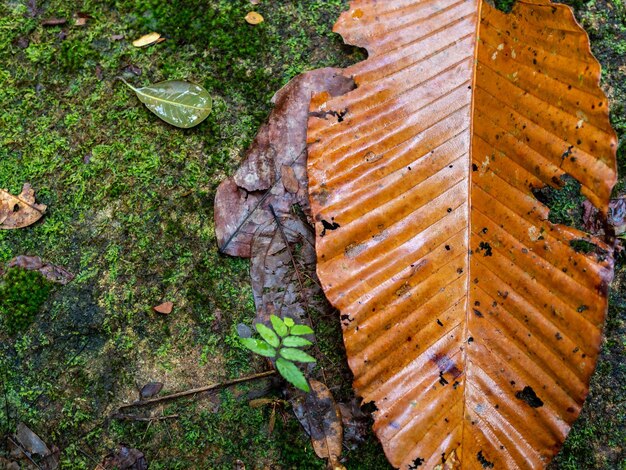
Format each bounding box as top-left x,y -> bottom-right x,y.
245,12 -> 264,25
153,301 -> 173,314
132,32 -> 161,48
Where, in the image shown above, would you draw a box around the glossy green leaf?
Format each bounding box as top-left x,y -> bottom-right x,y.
276,358 -> 310,392
283,317 -> 295,328
240,338 -> 276,358
256,323 -> 280,348
280,348 -> 316,363
282,336 -> 313,348
289,324 -> 314,336
121,78 -> 212,128
270,315 -> 288,337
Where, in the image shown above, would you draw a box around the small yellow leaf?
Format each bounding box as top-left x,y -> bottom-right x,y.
132,32 -> 162,48
245,12 -> 264,25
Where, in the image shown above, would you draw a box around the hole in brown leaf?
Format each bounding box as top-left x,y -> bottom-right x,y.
515,385 -> 544,408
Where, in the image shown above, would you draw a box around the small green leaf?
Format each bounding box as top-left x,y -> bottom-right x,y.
290,324 -> 314,336
270,315 -> 288,337
256,323 -> 280,348
282,336 -> 313,347
276,358 -> 310,392
283,317 -> 295,328
121,78 -> 212,128
240,338 -> 276,358
280,348 -> 316,363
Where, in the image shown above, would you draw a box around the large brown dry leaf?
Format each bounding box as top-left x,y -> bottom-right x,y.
307,1 -> 617,468
0,184 -> 47,229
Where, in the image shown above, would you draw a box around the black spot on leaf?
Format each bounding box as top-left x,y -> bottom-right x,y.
477,450 -> 494,468
516,386 -> 544,408
320,218 -> 340,237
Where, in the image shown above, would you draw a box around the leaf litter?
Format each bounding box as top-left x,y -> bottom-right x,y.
215,68 -> 356,467
4,255 -> 74,285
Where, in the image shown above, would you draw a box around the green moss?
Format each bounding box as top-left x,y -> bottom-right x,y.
0,268 -> 53,335
494,0 -> 517,12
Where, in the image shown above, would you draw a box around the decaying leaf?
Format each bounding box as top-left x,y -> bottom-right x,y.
215,68 -> 354,258
132,32 -> 161,47
215,70 -> 354,465
153,301 -> 173,314
5,255 -> 75,285
121,78 -> 212,128
337,398 -> 370,450
583,198 -> 626,236
140,382 -> 164,399
12,423 -> 60,470
100,445 -> 147,470
307,1 -> 617,468
0,184 -> 46,229
292,380 -> 344,469
16,423 -> 51,457
245,12 -> 264,25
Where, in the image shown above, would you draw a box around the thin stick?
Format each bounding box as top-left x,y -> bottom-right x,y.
118,370 -> 276,409
113,414 -> 179,422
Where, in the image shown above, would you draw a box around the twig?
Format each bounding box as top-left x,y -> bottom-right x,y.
118,370 -> 276,409
113,414 -> 179,422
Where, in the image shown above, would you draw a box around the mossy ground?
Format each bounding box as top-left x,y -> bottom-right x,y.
0,0 -> 623,469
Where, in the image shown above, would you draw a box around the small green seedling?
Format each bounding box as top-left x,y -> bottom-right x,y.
240,315 -> 315,392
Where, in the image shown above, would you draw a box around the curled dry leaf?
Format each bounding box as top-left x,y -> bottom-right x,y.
292,380 -> 344,469
0,184 -> 46,229
307,0 -> 617,468
153,301 -> 173,314
245,12 -> 264,25
132,32 -> 161,47
121,78 -> 212,128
